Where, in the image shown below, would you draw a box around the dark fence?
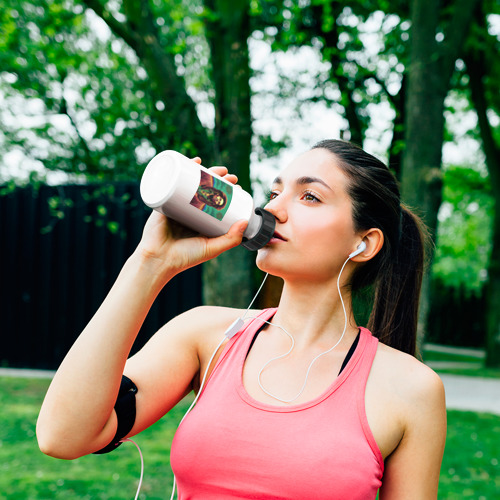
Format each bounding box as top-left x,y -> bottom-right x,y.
0,183 -> 202,370
427,279 -> 487,348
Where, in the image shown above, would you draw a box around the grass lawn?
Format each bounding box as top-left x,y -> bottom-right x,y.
422,345 -> 500,379
1,376 -> 499,499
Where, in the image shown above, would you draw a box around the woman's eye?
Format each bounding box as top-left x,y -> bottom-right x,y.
303,192 -> 319,202
268,191 -> 279,200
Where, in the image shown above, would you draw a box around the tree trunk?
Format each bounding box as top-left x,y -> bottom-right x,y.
402,0 -> 481,346
402,0 -> 445,348
465,36 -> 500,367
202,0 -> 254,307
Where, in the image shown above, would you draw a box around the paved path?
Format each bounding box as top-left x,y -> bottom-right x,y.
0,368 -> 56,379
1,368 -> 499,415
439,373 -> 500,415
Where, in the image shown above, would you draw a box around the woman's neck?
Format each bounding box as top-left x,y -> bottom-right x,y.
271,278 -> 359,349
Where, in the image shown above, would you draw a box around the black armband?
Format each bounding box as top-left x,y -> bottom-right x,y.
94,375 -> 138,455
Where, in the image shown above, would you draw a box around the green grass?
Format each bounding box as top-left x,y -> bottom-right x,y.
442,411 -> 500,499
1,376 -> 499,499
0,377 -> 183,499
435,367 -> 500,379
423,350 -> 483,364
423,346 -> 500,379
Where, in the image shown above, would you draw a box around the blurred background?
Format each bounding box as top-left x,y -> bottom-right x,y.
0,0 -> 499,498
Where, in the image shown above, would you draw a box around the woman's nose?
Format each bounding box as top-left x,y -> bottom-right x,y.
264,196 -> 287,223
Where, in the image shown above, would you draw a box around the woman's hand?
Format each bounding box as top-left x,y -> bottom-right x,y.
135,158 -> 247,278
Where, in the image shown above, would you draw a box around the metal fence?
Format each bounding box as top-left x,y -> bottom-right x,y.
0,183 -> 202,370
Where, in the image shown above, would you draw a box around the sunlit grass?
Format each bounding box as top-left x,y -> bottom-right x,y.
442,411 -> 500,499
0,377 -> 499,499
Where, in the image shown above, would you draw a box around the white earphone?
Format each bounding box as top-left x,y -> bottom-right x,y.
348,240 -> 367,259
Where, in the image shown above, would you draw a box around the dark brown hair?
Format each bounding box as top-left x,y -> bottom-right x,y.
312,139 -> 428,356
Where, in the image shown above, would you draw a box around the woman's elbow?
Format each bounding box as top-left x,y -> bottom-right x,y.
36,420 -> 88,460
37,436 -> 81,460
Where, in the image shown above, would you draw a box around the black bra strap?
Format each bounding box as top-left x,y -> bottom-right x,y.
338,330 -> 361,375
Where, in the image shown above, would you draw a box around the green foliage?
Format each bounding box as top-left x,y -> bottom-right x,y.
249,1 -> 411,146
254,133 -> 290,162
0,0 -> 212,183
433,165 -> 493,294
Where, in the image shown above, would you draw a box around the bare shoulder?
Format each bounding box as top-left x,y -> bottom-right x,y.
166,305 -> 264,352
168,305 -> 258,339
366,341 -> 446,465
168,305 -> 245,331
371,341 -> 445,415
371,343 -> 447,497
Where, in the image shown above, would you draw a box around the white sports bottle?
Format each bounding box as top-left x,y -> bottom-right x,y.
140,150 -> 276,250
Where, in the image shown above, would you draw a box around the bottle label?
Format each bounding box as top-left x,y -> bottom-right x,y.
190,170 -> 233,221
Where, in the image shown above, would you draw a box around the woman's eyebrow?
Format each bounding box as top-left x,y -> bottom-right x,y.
271,176 -> 332,191
296,176 -> 333,191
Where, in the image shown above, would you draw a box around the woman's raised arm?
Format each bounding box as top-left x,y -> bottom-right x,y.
36,170 -> 247,459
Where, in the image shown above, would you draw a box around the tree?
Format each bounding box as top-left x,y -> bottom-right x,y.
0,0 -> 256,307
463,1 -> 500,366
0,0 -> 210,179
199,0 -> 255,305
400,0 -> 482,345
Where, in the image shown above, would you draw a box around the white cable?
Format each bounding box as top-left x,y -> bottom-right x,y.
120,438 -> 144,500
257,255 -> 352,403
241,273 -> 269,320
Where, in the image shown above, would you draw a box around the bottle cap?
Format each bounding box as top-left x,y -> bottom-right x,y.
241,207 -> 276,251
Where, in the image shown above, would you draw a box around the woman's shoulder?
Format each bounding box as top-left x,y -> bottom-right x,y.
170,305 -> 265,341
372,341 -> 445,411
178,305 -> 264,325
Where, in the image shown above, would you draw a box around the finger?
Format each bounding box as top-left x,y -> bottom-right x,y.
191,157 -> 202,164
209,166 -> 228,176
208,166 -> 239,186
223,173 -> 239,185
203,220 -> 248,258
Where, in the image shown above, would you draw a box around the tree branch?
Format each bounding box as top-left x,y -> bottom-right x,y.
80,0 -> 138,49
80,0 -> 211,159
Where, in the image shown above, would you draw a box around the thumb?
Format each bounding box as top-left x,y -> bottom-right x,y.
204,220 -> 248,258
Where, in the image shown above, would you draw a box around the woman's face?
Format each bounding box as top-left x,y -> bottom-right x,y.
256,148 -> 359,283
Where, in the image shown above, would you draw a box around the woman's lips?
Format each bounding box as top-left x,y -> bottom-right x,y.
269,231 -> 286,243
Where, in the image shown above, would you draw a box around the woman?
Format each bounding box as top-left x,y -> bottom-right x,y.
37,139 -> 447,499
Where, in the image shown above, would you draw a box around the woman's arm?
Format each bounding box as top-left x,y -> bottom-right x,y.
121,304 -> 246,439
379,366 -> 447,499
37,167 -> 247,459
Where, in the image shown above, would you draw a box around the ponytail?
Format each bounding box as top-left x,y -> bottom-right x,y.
367,206 -> 429,356
312,139 -> 430,356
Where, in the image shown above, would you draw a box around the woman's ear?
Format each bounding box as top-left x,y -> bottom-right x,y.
350,228 -> 384,262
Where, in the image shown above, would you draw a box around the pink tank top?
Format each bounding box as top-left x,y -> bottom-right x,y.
171,308 -> 384,499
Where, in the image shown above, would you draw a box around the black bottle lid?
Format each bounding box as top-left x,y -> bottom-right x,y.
241,207 -> 276,251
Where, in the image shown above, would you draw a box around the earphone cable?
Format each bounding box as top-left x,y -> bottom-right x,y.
256,255 -> 351,403
241,273 -> 269,320
120,438 -> 144,500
